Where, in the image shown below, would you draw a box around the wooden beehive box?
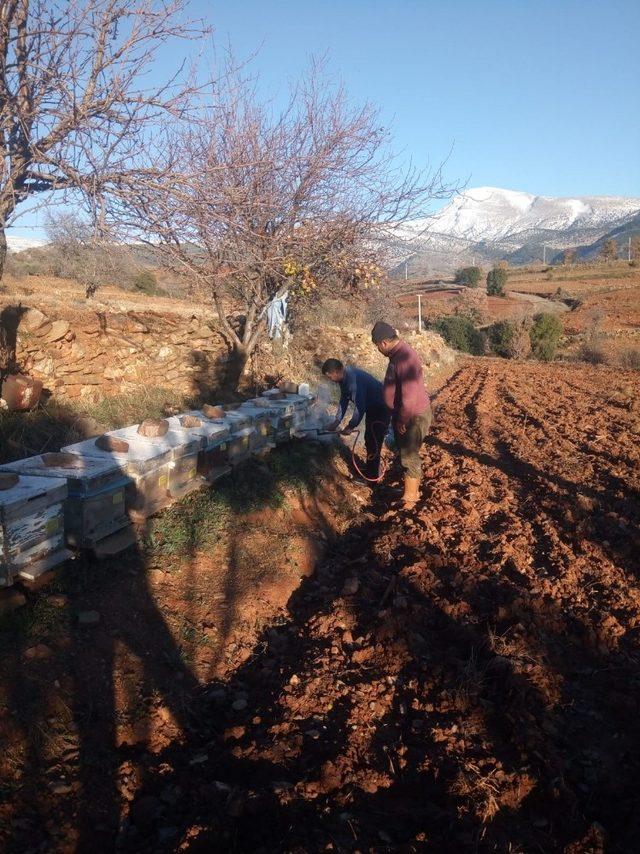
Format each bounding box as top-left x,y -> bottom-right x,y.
167,413 -> 232,483
0,473 -> 71,586
62,435 -> 175,520
0,453 -> 132,548
225,427 -> 254,466
245,398 -> 295,443
238,405 -> 275,450
212,405 -> 253,434
282,393 -> 315,429
108,424 -> 203,502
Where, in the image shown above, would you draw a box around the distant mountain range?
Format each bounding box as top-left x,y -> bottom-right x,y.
388,187 -> 640,276
6,234 -> 47,253
7,188 -> 640,275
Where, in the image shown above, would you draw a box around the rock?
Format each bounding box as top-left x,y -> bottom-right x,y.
232,698 -> 248,712
180,415 -> 202,428
137,418 -> 169,438
157,345 -> 174,360
21,307 -> 49,333
0,473 -> 19,490
289,674 -> 300,686
342,577 -> 359,596
130,795 -> 159,832
95,435 -> 129,453
103,366 -> 124,380
202,404 -> 225,419
0,589 -> 26,615
77,610 -> 100,626
51,781 -> 73,795
46,320 -> 71,343
47,594 -> 69,608
25,643 -> 53,660
31,321 -> 53,338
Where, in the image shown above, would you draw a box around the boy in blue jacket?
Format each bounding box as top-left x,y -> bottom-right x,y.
322,358 -> 390,481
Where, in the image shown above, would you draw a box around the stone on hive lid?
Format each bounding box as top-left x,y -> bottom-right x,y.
42,452 -> 84,469
180,415 -> 203,428
137,419 -> 169,438
202,404 -> 225,419
0,472 -> 19,490
96,435 -> 130,453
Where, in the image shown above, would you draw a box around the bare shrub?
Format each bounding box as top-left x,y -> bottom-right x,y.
619,349 -> 640,370
579,342 -> 608,365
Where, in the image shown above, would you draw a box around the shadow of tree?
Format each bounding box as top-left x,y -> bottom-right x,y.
0,418 -> 347,852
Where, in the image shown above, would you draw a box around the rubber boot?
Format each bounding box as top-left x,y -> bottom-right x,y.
402,476 -> 420,508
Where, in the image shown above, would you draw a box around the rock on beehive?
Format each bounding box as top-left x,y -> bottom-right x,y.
180,415 -> 203,429
42,452 -> 84,469
0,472 -> 19,490
137,419 -> 169,438
202,404 -> 225,419
96,435 -> 130,453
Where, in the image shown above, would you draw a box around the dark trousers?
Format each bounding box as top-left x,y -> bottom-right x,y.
395,409 -> 433,478
364,406 -> 391,479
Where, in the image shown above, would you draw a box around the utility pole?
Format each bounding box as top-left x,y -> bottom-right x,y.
417,294 -> 422,333
405,259 -> 408,281
629,236 -> 632,262
543,245 -> 546,265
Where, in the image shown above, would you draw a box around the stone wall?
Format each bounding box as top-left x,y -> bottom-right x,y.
0,299 -> 456,404
8,305 -> 228,401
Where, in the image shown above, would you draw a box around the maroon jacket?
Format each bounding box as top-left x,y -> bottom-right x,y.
382,340 -> 430,427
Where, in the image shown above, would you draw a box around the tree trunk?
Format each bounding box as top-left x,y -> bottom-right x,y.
225,343 -> 250,393
0,229 -> 10,378
0,228 -> 6,283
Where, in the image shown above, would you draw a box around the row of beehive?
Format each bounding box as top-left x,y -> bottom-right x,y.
0,388 -> 315,588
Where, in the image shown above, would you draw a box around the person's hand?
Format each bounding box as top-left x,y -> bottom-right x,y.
326,419 -> 341,432
396,422 -> 407,436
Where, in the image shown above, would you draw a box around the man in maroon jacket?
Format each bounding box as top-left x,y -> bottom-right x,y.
371,321 -> 432,507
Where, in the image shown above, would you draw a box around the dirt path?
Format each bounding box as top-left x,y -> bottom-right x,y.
2,358 -> 640,852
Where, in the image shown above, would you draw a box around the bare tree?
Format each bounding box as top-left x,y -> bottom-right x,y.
44,209 -> 137,296
118,63 -> 458,390
0,0 -> 207,279
600,237 -> 618,263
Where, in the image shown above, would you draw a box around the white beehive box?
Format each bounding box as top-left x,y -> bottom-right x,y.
245,398 -> 295,443
62,434 -> 175,520
0,473 -> 71,586
282,393 -> 314,429
167,413 -> 231,483
225,427 -> 254,465
108,425 -> 202,502
218,406 -> 253,434
236,406 -> 273,452
0,453 -> 132,548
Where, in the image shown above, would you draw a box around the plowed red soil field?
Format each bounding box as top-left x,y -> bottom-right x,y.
3,358 -> 640,852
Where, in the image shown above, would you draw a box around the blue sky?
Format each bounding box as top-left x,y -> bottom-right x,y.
12,0 -> 640,239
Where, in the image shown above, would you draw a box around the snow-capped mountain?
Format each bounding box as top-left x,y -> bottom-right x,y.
390,187 -> 640,275
6,234 -> 47,253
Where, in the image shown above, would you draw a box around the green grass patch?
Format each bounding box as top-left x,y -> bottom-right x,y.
144,442 -> 334,559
